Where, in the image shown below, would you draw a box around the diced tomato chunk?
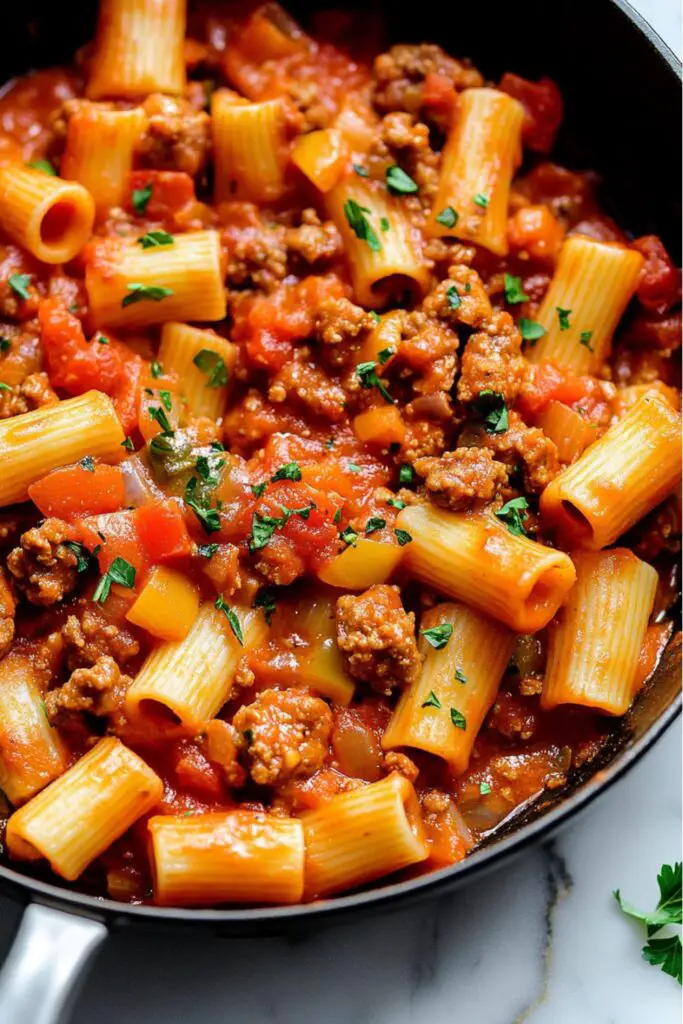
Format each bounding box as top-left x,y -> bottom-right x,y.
631,235 -> 680,315
38,297 -> 124,395
113,356 -> 147,436
135,501 -> 194,564
28,464 -> 126,520
422,72 -> 458,119
126,171 -> 196,219
499,73 -> 563,153
76,510 -> 147,582
518,362 -> 596,417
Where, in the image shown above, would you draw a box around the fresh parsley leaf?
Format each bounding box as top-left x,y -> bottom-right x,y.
394,528 -> 412,546
475,389 -> 509,434
614,863 -> 682,931
184,477 -> 221,533
348,463 -> 361,473
132,182 -> 153,214
249,511 -> 284,552
79,455 -> 95,473
195,452 -> 224,487
121,437 -> 135,451
473,192 -> 489,208
254,586 -> 277,626
518,318 -> 546,344
28,158 -> 56,175
386,497 -> 406,510
369,311 -> 381,323
380,216 -> 390,232
251,482 -> 267,498
271,462 -> 302,483
192,349 -> 229,388
455,668 -> 467,684
148,406 -> 172,433
447,285 -> 461,310
421,622 -> 453,650
197,543 -> 218,558
579,330 -> 594,352
365,516 -> 386,535
495,496 -> 529,537
398,464 -> 414,486
150,361 -> 163,378
64,541 -> 92,574
343,198 -> 382,252
642,936 -> 682,984
333,508 -> 342,524
353,164 -> 369,178
137,230 -> 174,249
386,165 -> 419,195
8,274 -> 32,300
479,781 -> 492,795
159,389 -> 172,412
436,206 -> 458,229
421,691 -> 442,709
556,306 -> 572,331
377,347 -> 394,365
340,526 -> 358,547
0,337 -> 11,352
356,360 -> 393,404
122,283 -> 173,308
215,596 -> 243,645
503,273 -> 528,304
93,556 -> 136,604
96,334 -> 109,345
450,707 -> 467,730
0,382 -> 13,392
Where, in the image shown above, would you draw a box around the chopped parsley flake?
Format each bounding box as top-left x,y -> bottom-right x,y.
184,477 -> 221,534
495,496 -> 529,537
450,708 -> 467,730
455,668 -> 467,684
353,164 -> 369,178
343,198 -> 381,253
473,192 -> 489,208
394,528 -> 412,546
421,691 -> 442,709
137,230 -> 174,249
122,283 -> 173,308
380,216 -> 391,232
28,158 -> 56,175
79,455 -> 95,473
356,360 -> 393,404
121,437 -> 135,451
271,462 -> 302,483
377,347 -> 395,365
365,517 -> 386,535
251,482 -> 267,498
503,273 -> 528,305
340,526 -> 358,547
556,306 -> 572,331
8,274 -> 32,300
579,330 -> 594,351
518,318 -> 546,344
421,622 -> 453,649
398,463 -> 414,486
192,349 -> 229,388
215,596 -> 243,645
148,406 -> 172,433
0,337 -> 11,352
475,390 -> 509,434
131,182 -> 153,215
436,206 -> 458,229
0,382 -> 12,392
64,541 -> 92,574
479,781 -> 492,795
197,543 -> 218,558
150,361 -> 163,379
386,165 -> 419,195
93,556 -> 136,604
447,285 -> 461,310
386,497 -> 406,510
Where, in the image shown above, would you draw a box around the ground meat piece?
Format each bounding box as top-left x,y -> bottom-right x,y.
223,390 -> 310,456
283,209 -> 343,267
45,655 -> 132,726
268,351 -> 347,421
7,519 -> 78,606
481,411 -> 560,492
422,264 -> 492,328
233,687 -> 333,786
373,44 -> 483,116
138,94 -> 211,177
221,203 -> 288,292
61,608 -> 140,671
0,372 -> 58,419
315,296 -> 374,347
383,751 -> 420,782
399,310 -> 459,395
401,418 -> 449,462
457,311 -> 527,404
0,567 -> 15,658
424,239 -> 476,273
336,584 -> 421,694
414,447 -> 509,510
376,112 -> 441,206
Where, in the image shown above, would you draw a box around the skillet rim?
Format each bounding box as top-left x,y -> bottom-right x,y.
0,0 -> 680,930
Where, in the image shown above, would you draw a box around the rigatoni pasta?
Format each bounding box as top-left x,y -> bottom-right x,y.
0,163 -> 95,264
541,549 -> 658,714
541,391 -> 682,549
212,91 -> 291,204
529,235 -> 644,372
158,322 -> 236,421
6,738 -> 162,880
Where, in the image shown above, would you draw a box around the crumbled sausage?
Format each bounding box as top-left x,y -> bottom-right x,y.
481,411 -> 560,492
422,264 -> 492,328
414,447 -> 509,510
335,584 -> 422,694
268,351 -> 347,421
283,209 -> 343,267
383,750 -> 420,782
457,311 -> 527,404
0,567 -> 15,658
315,296 -> 374,348
138,94 -> 211,177
401,417 -> 449,462
7,519 -> 78,606
61,608 -> 140,671
233,687 -> 333,786
399,310 -> 460,395
376,112 -> 441,206
0,372 -> 58,419
221,203 -> 288,293
45,655 -> 132,725
373,44 -> 483,116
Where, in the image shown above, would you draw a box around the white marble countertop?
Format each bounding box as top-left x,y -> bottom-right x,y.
0,3 -> 681,1023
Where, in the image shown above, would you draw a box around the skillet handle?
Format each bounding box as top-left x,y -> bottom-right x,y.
0,903 -> 108,1024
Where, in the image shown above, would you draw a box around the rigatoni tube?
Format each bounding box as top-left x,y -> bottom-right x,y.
87,0 -> 186,100
541,549 -> 658,715
0,164 -> 94,264
302,774 -> 428,899
0,652 -> 68,806
0,390 -> 125,508
61,104 -> 147,217
86,231 -> 226,328
396,503 -> 576,633
158,322 -> 236,422
540,391 -> 682,549
529,235 -> 644,372
382,603 -> 515,775
149,811 -> 305,906
126,603 -> 267,729
428,88 -> 524,255
212,91 -> 291,204
326,175 -> 430,308
6,738 -> 162,880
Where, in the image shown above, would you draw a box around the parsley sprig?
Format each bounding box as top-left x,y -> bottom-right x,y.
615,863 -> 682,985
93,556 -> 136,604
356,361 -> 393,404
344,198 -> 381,252
193,349 -> 229,388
